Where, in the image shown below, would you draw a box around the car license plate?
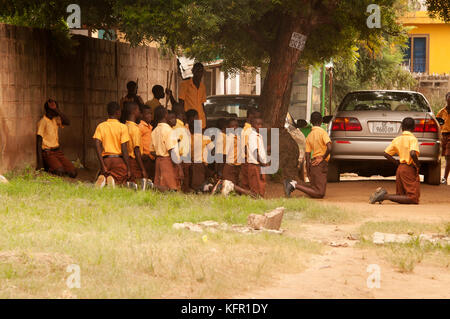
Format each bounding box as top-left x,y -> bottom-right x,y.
370,122 -> 399,134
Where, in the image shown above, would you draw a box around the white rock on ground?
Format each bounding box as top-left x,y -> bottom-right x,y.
0,175 -> 8,184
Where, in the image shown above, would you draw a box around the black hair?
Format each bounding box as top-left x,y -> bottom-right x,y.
402,117 -> 415,131
44,99 -> 59,115
107,101 -> 120,116
120,101 -> 138,123
141,105 -> 151,113
217,118 -> 227,131
251,116 -> 263,126
247,107 -> 257,119
310,112 -> 323,125
446,92 -> 450,99
154,105 -> 167,125
127,81 -> 137,92
152,85 -> 164,96
193,62 -> 204,70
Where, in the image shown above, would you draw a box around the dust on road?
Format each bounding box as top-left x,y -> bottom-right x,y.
244,177 -> 450,299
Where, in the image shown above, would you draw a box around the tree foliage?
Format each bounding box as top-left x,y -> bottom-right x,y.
117,1 -> 404,72
3,0 -> 447,126
426,0 -> 450,22
331,43 -> 417,110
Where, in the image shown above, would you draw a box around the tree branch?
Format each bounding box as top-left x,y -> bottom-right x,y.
240,24 -> 273,55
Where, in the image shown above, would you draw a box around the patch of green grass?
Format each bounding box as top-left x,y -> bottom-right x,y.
359,221 -> 446,237
0,172 -> 333,298
358,221 -> 449,273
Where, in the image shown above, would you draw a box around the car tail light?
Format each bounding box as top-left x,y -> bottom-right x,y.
331,117 -> 362,131
420,142 -> 436,146
413,119 -> 438,133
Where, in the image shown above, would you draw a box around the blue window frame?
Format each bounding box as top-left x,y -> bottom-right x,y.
403,36 -> 428,73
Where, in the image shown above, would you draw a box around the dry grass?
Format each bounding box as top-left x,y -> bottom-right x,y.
0,170 -> 334,298
358,221 -> 450,273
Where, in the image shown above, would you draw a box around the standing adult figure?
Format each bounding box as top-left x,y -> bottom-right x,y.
120,81 -> 145,112
178,62 -> 207,130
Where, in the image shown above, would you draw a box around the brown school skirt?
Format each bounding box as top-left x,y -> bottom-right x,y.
309,160 -> 328,197
142,155 -> 155,181
239,163 -> 249,189
104,157 -> 128,185
247,163 -> 266,197
396,163 -> 420,204
129,158 -> 143,182
155,156 -> 179,191
442,133 -> 450,156
190,163 -> 206,191
181,162 -> 191,193
42,149 -> 76,175
223,164 -> 240,185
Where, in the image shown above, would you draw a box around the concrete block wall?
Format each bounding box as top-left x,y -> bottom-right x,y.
0,24 -> 178,173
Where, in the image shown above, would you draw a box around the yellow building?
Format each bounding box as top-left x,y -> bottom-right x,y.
400,11 -> 450,75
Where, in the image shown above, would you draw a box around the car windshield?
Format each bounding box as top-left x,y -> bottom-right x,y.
205,97 -> 259,118
338,92 -> 430,112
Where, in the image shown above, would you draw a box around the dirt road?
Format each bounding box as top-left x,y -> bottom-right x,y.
241,178 -> 450,299
267,176 -> 450,222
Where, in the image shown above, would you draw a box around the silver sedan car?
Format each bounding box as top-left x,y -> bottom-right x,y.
325,90 -> 441,185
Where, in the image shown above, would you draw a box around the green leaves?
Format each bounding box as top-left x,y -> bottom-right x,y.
426,0 -> 450,22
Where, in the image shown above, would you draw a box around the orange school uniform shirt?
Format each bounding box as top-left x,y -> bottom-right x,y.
126,121 -> 142,159
385,131 -> 420,166
139,120 -> 154,159
37,115 -> 63,150
93,119 -> 130,156
305,126 -> 332,161
178,78 -> 207,129
436,107 -> 450,133
150,122 -> 178,157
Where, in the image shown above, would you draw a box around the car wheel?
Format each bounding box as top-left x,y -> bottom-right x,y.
424,160 -> 441,185
327,161 -> 340,182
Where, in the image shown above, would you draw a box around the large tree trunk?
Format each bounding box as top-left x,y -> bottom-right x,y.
260,16 -> 305,128
260,15 -> 306,180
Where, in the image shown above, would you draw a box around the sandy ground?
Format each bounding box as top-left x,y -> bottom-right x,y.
239,174 -> 450,299
266,176 -> 450,223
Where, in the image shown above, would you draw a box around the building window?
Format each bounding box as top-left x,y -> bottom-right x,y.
402,35 -> 429,74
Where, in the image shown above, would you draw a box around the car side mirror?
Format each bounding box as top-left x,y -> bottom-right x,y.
323,115 -> 333,124
436,117 -> 445,125
295,119 -> 308,128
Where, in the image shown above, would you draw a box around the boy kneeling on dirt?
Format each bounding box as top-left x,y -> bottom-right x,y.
370,117 -> 420,205
284,112 -> 331,199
